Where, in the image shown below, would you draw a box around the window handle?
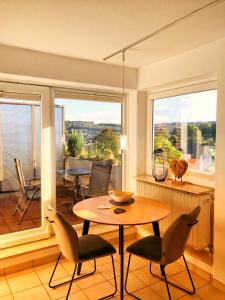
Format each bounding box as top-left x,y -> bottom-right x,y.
45,216 -> 54,223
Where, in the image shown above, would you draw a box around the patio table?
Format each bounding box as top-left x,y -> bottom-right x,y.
56,168 -> 91,201
73,195 -> 170,299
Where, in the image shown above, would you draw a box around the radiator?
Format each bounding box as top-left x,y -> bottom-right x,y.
137,180 -> 214,250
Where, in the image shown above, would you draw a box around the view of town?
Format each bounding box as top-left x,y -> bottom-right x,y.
56,99 -> 122,163
153,90 -> 217,173
65,120 -> 121,145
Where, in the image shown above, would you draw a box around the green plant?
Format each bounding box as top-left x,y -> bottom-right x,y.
154,136 -> 182,162
67,130 -> 84,157
91,128 -> 119,160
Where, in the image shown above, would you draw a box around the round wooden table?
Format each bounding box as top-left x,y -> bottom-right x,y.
73,195 -> 170,300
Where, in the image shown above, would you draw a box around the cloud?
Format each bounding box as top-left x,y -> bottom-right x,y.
66,110 -> 121,124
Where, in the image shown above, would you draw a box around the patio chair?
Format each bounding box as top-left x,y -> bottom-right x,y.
125,206 -> 201,300
46,208 -> 117,300
13,158 -> 41,224
79,159 -> 112,201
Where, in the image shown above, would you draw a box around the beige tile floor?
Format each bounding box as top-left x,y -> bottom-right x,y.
0,241 -> 225,300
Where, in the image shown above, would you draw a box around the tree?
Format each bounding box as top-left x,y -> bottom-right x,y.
187,124 -> 202,158
91,128 -> 119,160
67,130 -> 84,157
154,136 -> 182,162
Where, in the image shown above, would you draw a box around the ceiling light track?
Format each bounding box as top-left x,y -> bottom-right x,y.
103,0 -> 224,61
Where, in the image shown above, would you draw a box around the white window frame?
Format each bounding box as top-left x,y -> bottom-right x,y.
0,82 -> 53,248
146,80 -> 217,188
0,82 -> 127,248
51,87 -> 127,223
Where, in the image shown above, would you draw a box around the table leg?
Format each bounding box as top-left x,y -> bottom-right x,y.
74,175 -> 79,204
77,220 -> 90,275
152,221 -> 160,237
119,225 -> 124,300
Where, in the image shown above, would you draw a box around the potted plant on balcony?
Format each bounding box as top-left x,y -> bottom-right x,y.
67,129 -> 84,158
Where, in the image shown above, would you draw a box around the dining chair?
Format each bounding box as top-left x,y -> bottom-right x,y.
80,159 -> 112,200
46,209 -> 117,300
125,206 -> 201,300
13,158 -> 41,224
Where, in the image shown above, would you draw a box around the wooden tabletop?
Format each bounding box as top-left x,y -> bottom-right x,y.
73,195 -> 170,226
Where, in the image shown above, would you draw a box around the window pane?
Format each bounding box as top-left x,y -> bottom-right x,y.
0,100 -> 41,235
153,90 -> 217,173
55,98 -> 122,225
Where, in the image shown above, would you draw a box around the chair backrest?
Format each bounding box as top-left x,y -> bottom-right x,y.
47,209 -> 79,262
14,158 -> 26,194
161,206 -> 200,265
88,160 -> 112,197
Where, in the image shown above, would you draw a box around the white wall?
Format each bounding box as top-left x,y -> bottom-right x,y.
0,44 -> 138,90
138,38 -> 225,285
139,38 -> 225,90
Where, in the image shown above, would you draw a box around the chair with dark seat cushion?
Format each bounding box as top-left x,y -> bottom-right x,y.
46,209 -> 117,300
125,206 -> 201,300
78,234 -> 116,261
80,160 -> 112,200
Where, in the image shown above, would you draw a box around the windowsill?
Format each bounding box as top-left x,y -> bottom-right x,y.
136,175 -> 214,195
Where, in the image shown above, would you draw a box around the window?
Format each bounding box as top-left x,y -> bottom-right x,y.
152,89 -> 217,174
54,97 -> 122,225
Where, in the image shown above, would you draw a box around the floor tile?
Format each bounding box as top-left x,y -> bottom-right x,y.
58,290 -> 89,300
98,260 -> 120,280
197,283 -> 225,300
0,295 -> 14,300
95,255 -> 112,266
179,294 -> 203,299
124,272 -> 147,292
150,279 -> 186,299
13,285 -> 51,300
83,281 -> 116,300
34,262 -> 68,284
109,273 -> 146,293
76,273 -> 106,290
171,270 -> 209,290
132,266 -> 161,285
125,255 -> 149,271
61,259 -> 93,275
44,275 -> 80,299
0,276 -> 11,297
134,285 -> 164,300
6,268 -> 41,293
152,261 -> 185,277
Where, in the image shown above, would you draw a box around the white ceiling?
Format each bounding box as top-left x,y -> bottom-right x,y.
0,0 -> 225,67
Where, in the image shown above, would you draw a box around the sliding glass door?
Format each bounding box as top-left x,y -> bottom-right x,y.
0,82 -> 52,247
0,82 -> 125,247
54,94 -> 123,225
0,97 -> 41,235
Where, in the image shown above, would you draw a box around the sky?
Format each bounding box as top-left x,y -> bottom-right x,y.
55,99 -> 122,124
55,89 -> 217,125
154,89 -> 217,124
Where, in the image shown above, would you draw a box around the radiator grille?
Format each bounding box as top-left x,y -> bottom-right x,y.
137,180 -> 214,250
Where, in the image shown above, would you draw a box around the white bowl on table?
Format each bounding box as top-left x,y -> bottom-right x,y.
109,190 -> 134,203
